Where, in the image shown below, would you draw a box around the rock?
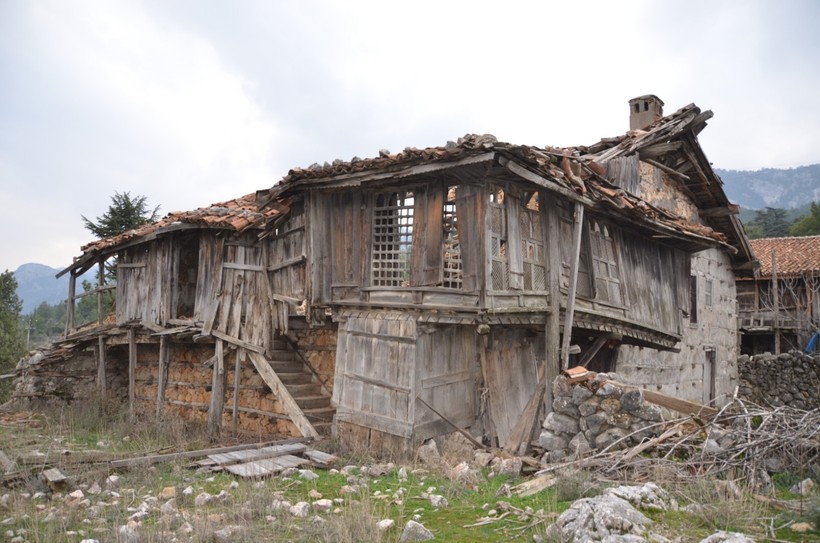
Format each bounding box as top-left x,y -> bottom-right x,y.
399,519 -> 434,542
289,501 -> 310,518
227,481 -> 239,489
633,405 -> 662,422
398,466 -> 408,480
158,486 -> 176,499
68,490 -> 85,499
553,396 -> 581,418
312,499 -> 333,512
308,489 -> 323,499
546,494 -> 652,542
417,440 -> 441,465
789,522 -> 814,533
449,461 -> 477,483
582,412 -> 608,435
595,383 -> 620,397
474,451 -> 494,467
578,397 -> 601,417
104,475 -> 120,490
699,531 -> 755,543
79,540 -> 100,543
571,385 -> 594,405
271,498 -> 292,511
213,525 -> 243,543
377,518 -> 395,531
87,483 -> 102,496
539,430 -> 568,452
789,478 -> 814,496
599,398 -> 622,414
491,457 -> 522,477
117,522 -> 139,543
159,498 -> 177,516
595,428 -> 629,451
620,389 -> 644,411
429,494 -> 448,508
568,433 -> 591,456
605,483 -> 677,512
194,492 -> 213,507
298,469 -> 319,481
543,412 -> 579,434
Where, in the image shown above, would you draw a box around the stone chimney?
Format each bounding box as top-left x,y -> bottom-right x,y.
629,95 -> 664,131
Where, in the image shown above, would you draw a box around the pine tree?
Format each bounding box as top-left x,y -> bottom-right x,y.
0,270 -> 26,401
789,202 -> 820,237
82,192 -> 160,239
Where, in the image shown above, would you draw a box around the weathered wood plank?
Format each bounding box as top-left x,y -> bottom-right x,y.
207,340 -> 226,438
207,443 -> 307,466
128,328 -> 136,422
247,351 -> 320,439
225,454 -> 310,478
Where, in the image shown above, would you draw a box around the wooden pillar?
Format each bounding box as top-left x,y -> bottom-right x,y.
232,348 -> 244,434
128,328 -> 137,422
155,336 -> 168,421
97,335 -> 107,397
560,202 -> 585,370
207,339 -> 226,439
544,199 -> 562,412
772,249 -> 780,355
97,260 -> 105,325
66,272 -> 77,336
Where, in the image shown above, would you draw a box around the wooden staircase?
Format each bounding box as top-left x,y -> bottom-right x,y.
250,339 -> 335,437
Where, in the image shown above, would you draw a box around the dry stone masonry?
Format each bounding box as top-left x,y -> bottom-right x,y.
738,350 -> 820,410
539,372 -> 662,462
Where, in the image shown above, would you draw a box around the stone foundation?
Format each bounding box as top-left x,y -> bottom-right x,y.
539,372 -> 663,463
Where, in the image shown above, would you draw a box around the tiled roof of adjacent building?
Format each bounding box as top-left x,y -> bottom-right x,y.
750,236 -> 820,277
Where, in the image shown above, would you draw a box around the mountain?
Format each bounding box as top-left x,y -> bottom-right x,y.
12,263 -> 94,314
716,164 -> 820,210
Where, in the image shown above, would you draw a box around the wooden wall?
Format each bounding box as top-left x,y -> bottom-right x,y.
117,239 -> 169,325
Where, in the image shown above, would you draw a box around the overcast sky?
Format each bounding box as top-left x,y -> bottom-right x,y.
1,0 -> 819,273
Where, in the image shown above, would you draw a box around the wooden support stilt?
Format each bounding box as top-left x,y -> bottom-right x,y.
544,198 -> 562,413
65,272 -> 76,336
561,202 -> 585,370
128,328 -> 136,422
232,348 -> 244,434
155,336 -> 168,421
207,339 -> 226,439
97,335 -> 107,397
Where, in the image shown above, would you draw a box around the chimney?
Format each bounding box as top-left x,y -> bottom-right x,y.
629,95 -> 664,131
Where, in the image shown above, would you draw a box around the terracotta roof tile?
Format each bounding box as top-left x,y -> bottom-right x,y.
750,236 -> 820,277
80,193 -> 280,255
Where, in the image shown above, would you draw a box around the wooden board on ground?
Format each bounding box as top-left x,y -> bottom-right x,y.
208,443 -> 307,466
303,449 -> 338,467
41,467 -> 68,490
0,450 -> 17,474
225,454 -> 310,478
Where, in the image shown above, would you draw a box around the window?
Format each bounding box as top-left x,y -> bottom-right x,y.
441,186 -> 462,289
689,275 -> 698,323
520,192 -> 546,290
588,219 -> 623,305
372,192 -> 414,286
705,279 -> 713,307
489,187 -> 508,290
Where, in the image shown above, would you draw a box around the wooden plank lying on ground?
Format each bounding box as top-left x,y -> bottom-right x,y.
109,437 -> 311,469
208,443 -> 307,466
41,467 -> 67,487
303,449 -> 338,467
0,450 -> 17,474
225,454 -> 310,478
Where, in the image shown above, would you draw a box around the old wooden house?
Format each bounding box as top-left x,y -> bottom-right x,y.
738,236 -> 820,354
28,96 -> 754,456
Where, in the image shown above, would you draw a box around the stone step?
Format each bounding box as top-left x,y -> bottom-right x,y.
312,421 -> 333,435
277,372 -> 313,385
293,394 -> 332,410
268,361 -> 305,374
269,349 -> 298,361
272,339 -> 289,350
285,383 -> 322,396
304,406 -> 335,422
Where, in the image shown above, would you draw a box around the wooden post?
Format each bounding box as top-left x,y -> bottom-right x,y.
772,249 -> 780,355
128,328 -> 137,422
207,339 -> 226,439
97,335 -> 107,397
232,348 -> 244,434
65,272 -> 77,336
560,202 -> 585,370
155,336 -> 168,421
97,260 -> 105,325
544,198 -> 562,413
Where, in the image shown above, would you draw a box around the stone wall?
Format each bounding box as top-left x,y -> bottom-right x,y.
738,351 -> 820,410
539,372 -> 662,463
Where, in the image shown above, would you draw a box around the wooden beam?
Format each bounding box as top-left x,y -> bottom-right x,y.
544,199 -> 562,414
578,335 -> 609,368
607,381 -> 718,420
500,158 -> 596,208
207,339 -> 226,439
97,335 -> 107,397
642,158 -> 690,181
155,336 -> 168,421
97,260 -> 105,326
561,202 -> 585,370
247,351 -> 319,439
700,205 -> 739,218
232,348 -> 244,435
66,271 -> 77,335
128,328 -> 136,422
210,329 -> 266,354
773,249 -> 780,355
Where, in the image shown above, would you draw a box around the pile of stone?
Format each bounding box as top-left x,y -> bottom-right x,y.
738,351 -> 820,410
539,372 -> 663,463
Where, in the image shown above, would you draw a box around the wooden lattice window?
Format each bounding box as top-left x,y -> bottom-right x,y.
520,193 -> 546,291
557,200 -> 592,297
589,219 -> 623,305
372,192 -> 414,286
442,186 -> 462,289
489,187 -> 509,290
